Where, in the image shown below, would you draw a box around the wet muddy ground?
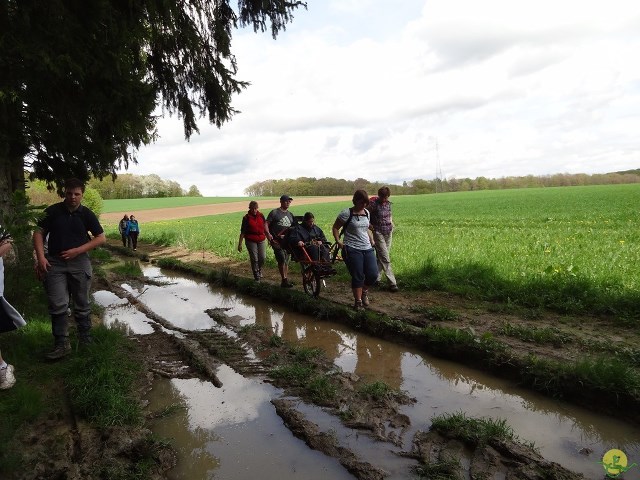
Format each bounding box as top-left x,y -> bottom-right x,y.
92,260 -> 639,479
12,242 -> 640,480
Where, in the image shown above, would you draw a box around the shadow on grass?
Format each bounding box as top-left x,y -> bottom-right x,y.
402,259 -> 640,322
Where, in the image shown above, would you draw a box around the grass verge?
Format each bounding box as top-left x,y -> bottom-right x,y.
0,248 -> 160,478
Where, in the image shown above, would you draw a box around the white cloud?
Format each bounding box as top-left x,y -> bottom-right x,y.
124,0 -> 640,195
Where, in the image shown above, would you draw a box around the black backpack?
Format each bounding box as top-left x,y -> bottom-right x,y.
339,208 -> 368,238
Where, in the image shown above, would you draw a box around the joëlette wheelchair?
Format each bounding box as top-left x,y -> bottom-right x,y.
277,219 -> 341,297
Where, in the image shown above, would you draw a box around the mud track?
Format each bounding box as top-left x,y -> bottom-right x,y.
93,266 -> 583,480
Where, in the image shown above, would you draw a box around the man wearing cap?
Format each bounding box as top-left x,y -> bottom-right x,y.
266,195 -> 295,287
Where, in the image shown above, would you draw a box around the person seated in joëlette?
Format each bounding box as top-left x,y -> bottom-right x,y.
289,212 -> 330,262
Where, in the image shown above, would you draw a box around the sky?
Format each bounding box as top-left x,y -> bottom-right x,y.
120,0 -> 640,196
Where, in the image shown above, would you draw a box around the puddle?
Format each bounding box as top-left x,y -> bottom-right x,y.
93,289 -> 155,334
148,365 -> 353,480
98,262 -> 640,479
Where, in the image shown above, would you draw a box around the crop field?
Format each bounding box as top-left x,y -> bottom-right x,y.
102,196 -> 252,213
128,184 -> 640,319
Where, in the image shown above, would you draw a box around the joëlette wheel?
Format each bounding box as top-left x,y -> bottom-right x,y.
302,266 -> 321,297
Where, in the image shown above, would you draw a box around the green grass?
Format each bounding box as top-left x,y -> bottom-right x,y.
132,184 -> 640,320
111,260 -> 144,277
498,322 -> 571,346
270,364 -> 315,382
413,457 -> 462,480
430,411 -> 516,446
65,327 -> 144,428
409,305 -> 459,322
0,255 -> 154,476
357,380 -> 393,400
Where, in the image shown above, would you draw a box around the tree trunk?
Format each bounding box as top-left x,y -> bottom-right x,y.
0,155 -> 26,220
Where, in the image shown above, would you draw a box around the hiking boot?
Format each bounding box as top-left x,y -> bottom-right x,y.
362,290 -> 370,306
0,365 -> 16,390
353,300 -> 364,311
389,284 -> 399,293
280,279 -> 294,288
45,343 -> 72,361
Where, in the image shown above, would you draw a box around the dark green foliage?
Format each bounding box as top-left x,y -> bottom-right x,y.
0,0 -> 306,213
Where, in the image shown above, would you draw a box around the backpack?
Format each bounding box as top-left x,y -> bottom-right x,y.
339,208 -> 369,238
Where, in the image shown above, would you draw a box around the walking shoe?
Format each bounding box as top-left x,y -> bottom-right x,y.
361,290 -> 370,306
353,300 -> 364,311
45,343 -> 72,361
0,365 -> 16,390
280,279 -> 294,288
389,284 -> 399,293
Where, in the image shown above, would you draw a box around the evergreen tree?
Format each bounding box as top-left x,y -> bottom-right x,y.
0,0 -> 305,215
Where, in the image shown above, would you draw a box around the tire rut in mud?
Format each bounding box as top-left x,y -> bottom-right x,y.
103,272 -> 587,480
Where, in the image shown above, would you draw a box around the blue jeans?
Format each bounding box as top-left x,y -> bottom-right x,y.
342,246 -> 378,289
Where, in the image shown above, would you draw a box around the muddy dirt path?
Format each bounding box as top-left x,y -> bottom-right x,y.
96,263 -> 587,480
11,232 -> 637,479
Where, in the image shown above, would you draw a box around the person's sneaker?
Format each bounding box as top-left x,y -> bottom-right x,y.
353,300 -> 364,311
389,284 -> 399,293
45,343 -> 72,361
280,279 -> 294,288
361,290 -> 370,306
0,365 -> 16,390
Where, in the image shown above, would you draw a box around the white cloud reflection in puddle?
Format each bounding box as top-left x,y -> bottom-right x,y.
93,290 -> 155,335
149,365 -> 352,480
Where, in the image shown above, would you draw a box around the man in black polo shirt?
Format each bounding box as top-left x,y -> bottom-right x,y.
33,178 -> 106,360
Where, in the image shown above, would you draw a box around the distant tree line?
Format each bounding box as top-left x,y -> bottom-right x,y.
244,171 -> 640,196
87,174 -> 202,199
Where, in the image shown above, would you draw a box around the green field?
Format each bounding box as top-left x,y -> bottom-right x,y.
102,196 -> 255,213
116,184 -> 640,320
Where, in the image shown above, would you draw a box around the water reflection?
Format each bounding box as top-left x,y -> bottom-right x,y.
114,264 -> 640,479
148,366 -> 353,480
354,335 -> 403,390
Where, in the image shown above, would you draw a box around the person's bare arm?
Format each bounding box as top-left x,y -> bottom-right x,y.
332,218 -> 345,248
33,229 -> 51,274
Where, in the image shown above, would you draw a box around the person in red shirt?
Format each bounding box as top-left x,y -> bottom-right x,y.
238,201 -> 268,281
